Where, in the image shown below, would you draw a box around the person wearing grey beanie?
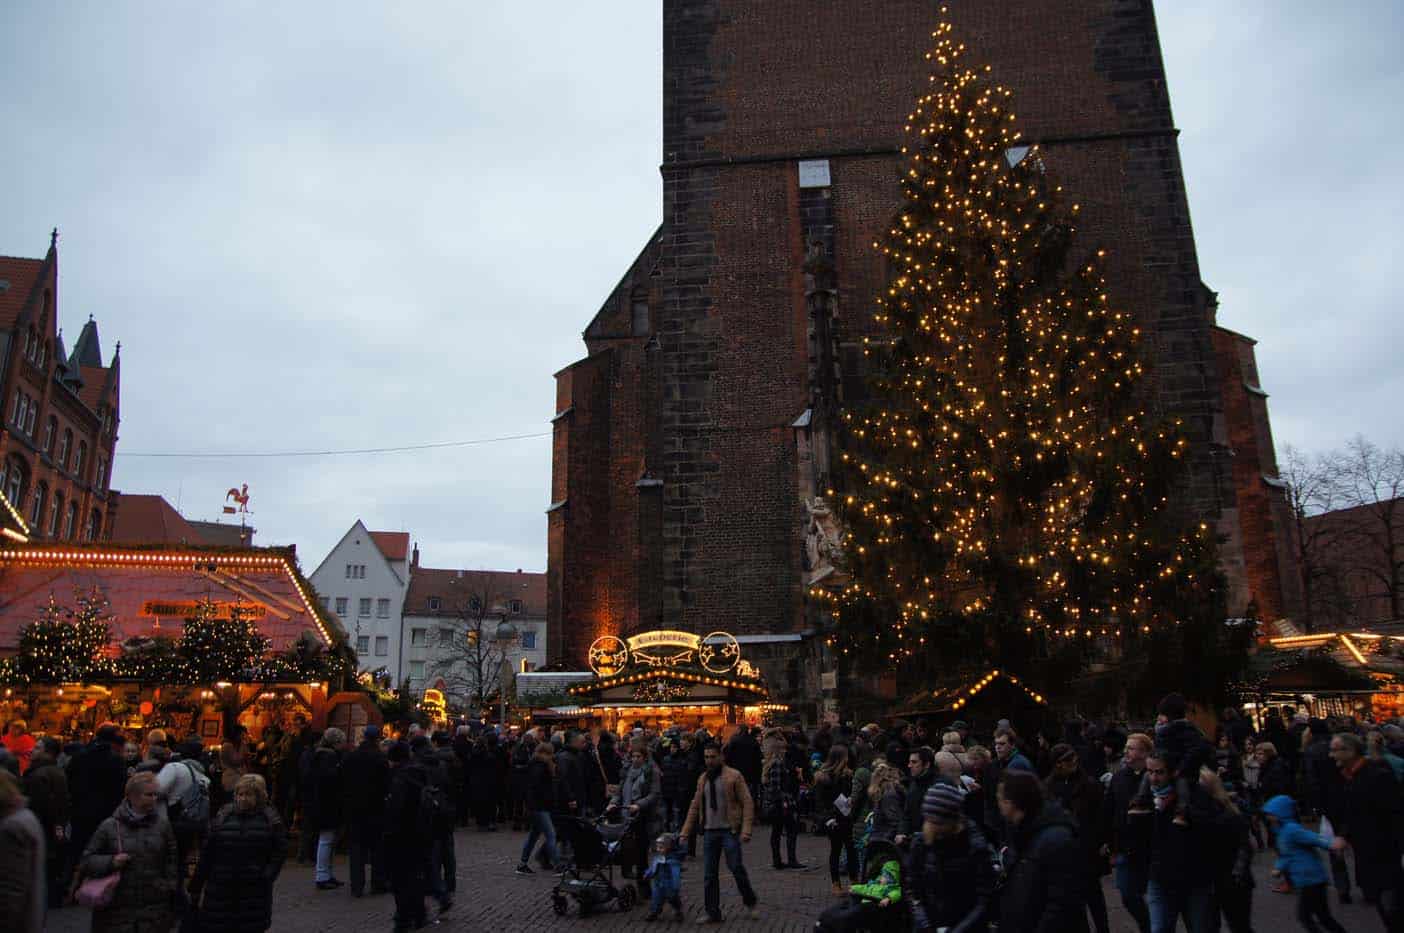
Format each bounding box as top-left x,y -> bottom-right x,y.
903,777 -> 997,932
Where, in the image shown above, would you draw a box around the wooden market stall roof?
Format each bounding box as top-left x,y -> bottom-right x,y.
892,669 -> 1049,719
0,487 -> 29,543
0,542 -> 344,655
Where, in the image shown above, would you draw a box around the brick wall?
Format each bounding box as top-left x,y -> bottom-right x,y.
548,0 -> 1249,665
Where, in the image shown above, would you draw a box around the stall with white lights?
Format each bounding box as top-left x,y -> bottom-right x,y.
569,630 -> 778,730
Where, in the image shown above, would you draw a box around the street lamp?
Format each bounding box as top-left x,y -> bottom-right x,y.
494,617 -> 519,726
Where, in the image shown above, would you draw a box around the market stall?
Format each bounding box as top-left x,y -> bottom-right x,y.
568,629 -> 774,731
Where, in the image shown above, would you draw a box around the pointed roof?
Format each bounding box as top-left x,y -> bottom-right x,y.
369,531 -> 410,563
109,494 -> 205,546
53,329 -> 69,375
0,255 -> 45,332
71,316 -> 103,368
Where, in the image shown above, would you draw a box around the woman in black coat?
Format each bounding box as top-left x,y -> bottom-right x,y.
190,774 -> 288,933
467,735 -> 503,830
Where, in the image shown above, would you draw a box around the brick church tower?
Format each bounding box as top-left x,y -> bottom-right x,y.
548,1 -> 1295,701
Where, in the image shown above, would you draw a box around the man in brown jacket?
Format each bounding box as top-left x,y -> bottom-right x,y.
681,741 -> 758,923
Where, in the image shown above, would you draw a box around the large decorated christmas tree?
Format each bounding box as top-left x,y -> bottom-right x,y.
830,16 -> 1229,700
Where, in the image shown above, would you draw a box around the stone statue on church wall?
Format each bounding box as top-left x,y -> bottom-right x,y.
804,496 -> 847,587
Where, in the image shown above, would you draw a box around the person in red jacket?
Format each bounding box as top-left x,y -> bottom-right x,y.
2,720 -> 36,775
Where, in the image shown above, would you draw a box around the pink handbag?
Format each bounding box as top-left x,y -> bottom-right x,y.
76,822 -> 123,908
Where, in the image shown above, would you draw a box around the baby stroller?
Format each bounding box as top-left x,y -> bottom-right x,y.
551,812 -> 639,917
815,838 -> 908,932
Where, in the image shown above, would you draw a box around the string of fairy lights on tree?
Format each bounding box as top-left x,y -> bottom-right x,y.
0,594 -> 350,686
827,11 -> 1221,671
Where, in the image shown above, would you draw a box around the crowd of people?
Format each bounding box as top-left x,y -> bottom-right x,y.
0,693 -> 1401,932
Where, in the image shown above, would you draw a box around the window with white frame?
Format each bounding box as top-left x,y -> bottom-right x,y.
510,599 -> 523,614
356,635 -> 370,655
376,598 -> 390,618
319,596 -> 329,610
374,636 -> 389,657
335,597 -> 348,617
438,628 -> 453,647
408,660 -> 425,682
428,597 -> 441,611
411,628 -> 426,647
358,598 -> 371,617
520,630 -> 536,651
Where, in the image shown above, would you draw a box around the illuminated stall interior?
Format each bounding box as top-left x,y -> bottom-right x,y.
0,542 -> 367,744
569,630 -> 778,731
1242,631 -> 1404,724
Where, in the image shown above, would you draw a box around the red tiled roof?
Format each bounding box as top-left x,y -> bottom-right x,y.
110,495 -> 205,547
0,256 -> 44,331
0,546 -> 341,654
369,531 -> 410,563
404,567 -> 546,618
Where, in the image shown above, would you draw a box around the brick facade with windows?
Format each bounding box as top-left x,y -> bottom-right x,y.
0,234 -> 120,544
548,1 -> 1290,690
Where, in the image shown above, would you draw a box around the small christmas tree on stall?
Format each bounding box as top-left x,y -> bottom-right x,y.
16,592 -> 112,683
179,600 -> 271,683
830,14 -> 1224,690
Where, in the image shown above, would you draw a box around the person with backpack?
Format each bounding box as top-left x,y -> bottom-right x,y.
385,741 -> 435,932
188,774 -> 287,933
158,739 -> 212,886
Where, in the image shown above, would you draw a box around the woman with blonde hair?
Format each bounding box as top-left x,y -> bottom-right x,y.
78,770 -> 179,933
865,760 -> 906,845
189,773 -> 287,932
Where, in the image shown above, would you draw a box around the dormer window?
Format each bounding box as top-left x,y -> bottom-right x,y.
428,597 -> 441,611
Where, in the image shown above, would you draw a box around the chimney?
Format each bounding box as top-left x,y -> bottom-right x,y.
411,544 -> 419,570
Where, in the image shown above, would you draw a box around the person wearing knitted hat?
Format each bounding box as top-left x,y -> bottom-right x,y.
899,781 -> 998,932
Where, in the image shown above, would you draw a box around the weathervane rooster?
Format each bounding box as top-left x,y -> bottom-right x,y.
223,484 -> 251,515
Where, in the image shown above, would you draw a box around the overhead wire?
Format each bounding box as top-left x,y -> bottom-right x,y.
118,430 -> 552,460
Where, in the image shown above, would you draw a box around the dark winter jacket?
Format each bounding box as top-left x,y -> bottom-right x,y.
1045,770 -> 1106,874
867,785 -> 906,845
814,768 -> 854,832
524,758 -> 555,813
67,741 -> 126,843
467,742 -> 502,808
662,749 -> 694,804
554,747 -> 589,815
434,746 -> 464,809
1257,756 -> 1295,803
190,804 -> 288,933
80,801 -> 179,933
22,758 -> 70,838
1154,719 -> 1214,777
1102,764 -> 1146,863
902,769 -> 937,837
384,761 -> 433,849
725,730 -> 763,788
1299,737 -> 1338,817
1135,783 -> 1225,891
341,739 -> 389,820
307,747 -> 344,831
997,802 -> 1089,933
903,823 -> 997,933
1336,757 -> 1404,894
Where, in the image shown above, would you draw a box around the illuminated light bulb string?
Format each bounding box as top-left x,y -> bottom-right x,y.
827,11 -> 1221,673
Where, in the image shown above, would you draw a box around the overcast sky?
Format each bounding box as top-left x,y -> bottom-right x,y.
2,2 -> 1400,575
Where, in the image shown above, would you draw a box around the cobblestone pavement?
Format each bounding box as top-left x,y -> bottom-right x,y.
47,825 -> 1384,932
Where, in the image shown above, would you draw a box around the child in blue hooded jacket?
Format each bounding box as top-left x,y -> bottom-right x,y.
1261,794 -> 1347,933
643,833 -> 684,922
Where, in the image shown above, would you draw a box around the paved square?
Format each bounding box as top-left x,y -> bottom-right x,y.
46,824 -> 1381,931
